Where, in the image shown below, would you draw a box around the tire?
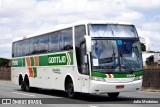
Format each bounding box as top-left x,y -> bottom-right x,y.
66,79 -> 76,98
107,92 -> 119,98
21,81 -> 26,91
24,78 -> 30,92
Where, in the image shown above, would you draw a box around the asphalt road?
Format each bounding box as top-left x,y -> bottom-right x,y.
0,80 -> 159,107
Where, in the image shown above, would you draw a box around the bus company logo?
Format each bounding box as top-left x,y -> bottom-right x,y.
48,56 -> 66,64
48,53 -> 71,65
12,60 -> 18,66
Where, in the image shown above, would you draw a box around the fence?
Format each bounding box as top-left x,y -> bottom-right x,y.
143,65 -> 160,70
142,70 -> 160,89
0,67 -> 11,80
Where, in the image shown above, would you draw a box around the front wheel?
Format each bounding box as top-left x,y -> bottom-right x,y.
107,92 -> 119,98
66,79 -> 76,98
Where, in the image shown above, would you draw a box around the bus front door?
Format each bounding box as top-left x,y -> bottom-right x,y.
80,42 -> 90,93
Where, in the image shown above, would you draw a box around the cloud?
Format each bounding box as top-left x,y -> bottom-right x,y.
0,0 -> 160,58
115,12 -> 143,22
124,0 -> 160,13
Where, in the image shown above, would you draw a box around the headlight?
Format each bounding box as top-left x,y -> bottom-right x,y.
91,76 -> 106,82
134,76 -> 143,81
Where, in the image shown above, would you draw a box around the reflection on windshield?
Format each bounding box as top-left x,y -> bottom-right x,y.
91,40 -> 119,73
119,40 -> 142,72
91,39 -> 142,73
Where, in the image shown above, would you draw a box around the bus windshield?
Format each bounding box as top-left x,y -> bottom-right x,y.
89,24 -> 138,38
91,39 -> 142,73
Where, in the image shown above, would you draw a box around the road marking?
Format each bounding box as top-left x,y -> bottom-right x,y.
12,92 -> 35,97
88,105 -> 99,107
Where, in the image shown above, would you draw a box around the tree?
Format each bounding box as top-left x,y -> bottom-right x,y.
0,58 -> 10,67
140,43 -> 146,52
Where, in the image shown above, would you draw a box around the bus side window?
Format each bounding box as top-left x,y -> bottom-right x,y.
30,37 -> 39,55
39,34 -> 49,53
16,41 -> 22,57
12,42 -> 15,57
49,32 -> 59,52
60,28 -> 73,51
22,39 -> 30,56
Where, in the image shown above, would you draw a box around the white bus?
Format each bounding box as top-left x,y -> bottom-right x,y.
11,21 -> 143,98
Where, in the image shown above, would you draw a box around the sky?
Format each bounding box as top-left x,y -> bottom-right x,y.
0,0 -> 160,58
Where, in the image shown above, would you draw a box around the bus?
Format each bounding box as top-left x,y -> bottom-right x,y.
11,21 -> 143,98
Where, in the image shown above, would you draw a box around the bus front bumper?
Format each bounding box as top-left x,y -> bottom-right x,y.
89,80 -> 142,94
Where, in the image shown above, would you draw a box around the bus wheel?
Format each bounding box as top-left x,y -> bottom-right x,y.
66,79 -> 76,98
107,92 -> 119,98
21,81 -> 26,91
24,77 -> 30,92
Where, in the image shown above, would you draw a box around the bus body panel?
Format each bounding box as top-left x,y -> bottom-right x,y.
89,80 -> 142,93
11,62 -> 83,92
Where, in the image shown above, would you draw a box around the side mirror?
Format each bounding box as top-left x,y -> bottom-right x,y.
84,35 -> 91,52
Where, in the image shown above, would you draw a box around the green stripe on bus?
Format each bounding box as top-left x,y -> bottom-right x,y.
92,70 -> 143,78
30,57 -> 34,66
69,52 -> 73,65
12,51 -> 74,67
134,70 -> 143,76
92,71 -> 107,78
39,55 -> 48,66
12,58 -> 23,67
22,58 -> 25,67
33,67 -> 37,77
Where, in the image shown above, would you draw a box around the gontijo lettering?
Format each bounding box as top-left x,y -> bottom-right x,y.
48,56 -> 66,64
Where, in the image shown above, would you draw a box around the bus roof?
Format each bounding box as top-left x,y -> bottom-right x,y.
13,20 -> 132,42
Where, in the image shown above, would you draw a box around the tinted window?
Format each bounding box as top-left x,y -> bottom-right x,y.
75,25 -> 86,47
49,32 -> 59,52
22,39 -> 30,56
75,25 -> 86,74
12,28 -> 74,57
39,34 -> 49,53
30,37 -> 39,55
60,28 -> 73,50
16,41 -> 22,57
12,43 -> 15,57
